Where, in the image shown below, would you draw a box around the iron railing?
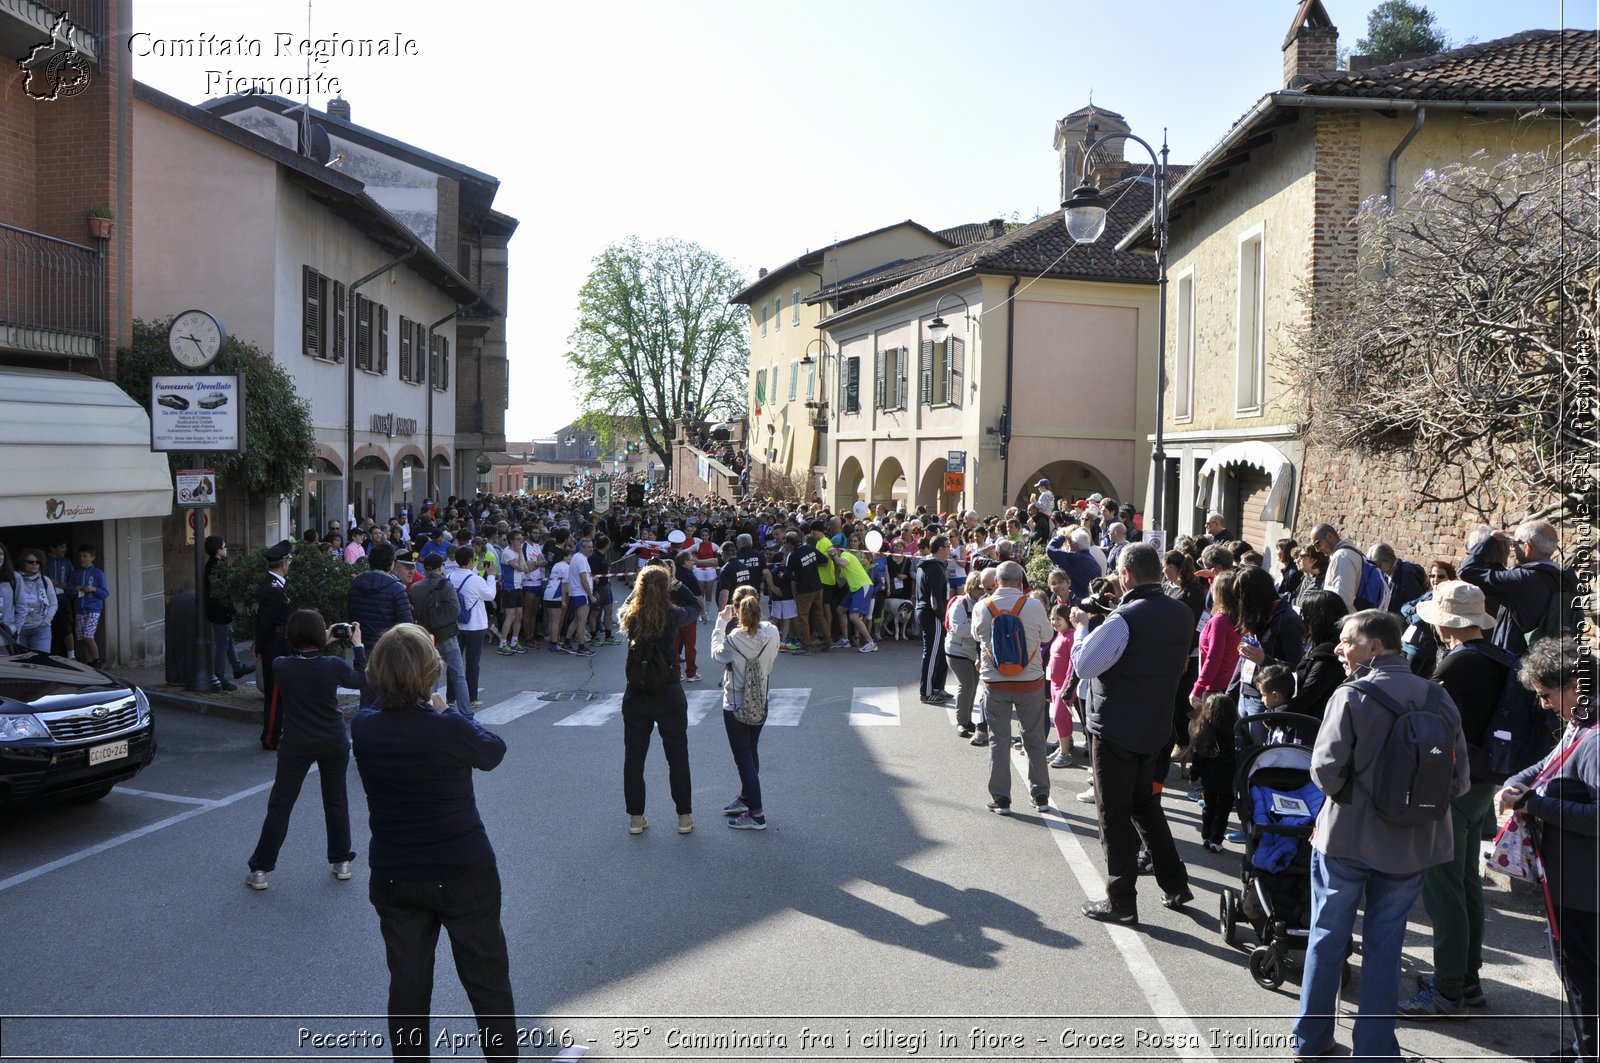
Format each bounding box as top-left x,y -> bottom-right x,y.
0,222 -> 104,359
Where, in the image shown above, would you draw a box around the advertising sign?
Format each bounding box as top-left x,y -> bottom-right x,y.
151,375 -> 244,452
175,469 -> 216,508
946,450 -> 966,473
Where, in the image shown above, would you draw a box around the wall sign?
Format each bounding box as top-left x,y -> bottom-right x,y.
151,375 -> 244,452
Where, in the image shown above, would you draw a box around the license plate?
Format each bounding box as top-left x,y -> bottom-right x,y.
87,739 -> 128,766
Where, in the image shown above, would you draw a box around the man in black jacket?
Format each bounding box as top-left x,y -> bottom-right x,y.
348,543 -> 414,708
1071,543 -> 1194,923
202,536 -> 253,691
1459,520 -> 1575,652
253,540 -> 294,750
915,535 -> 952,704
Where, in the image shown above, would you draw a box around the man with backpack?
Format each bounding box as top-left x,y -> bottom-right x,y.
408,552 -> 473,714
970,560 -> 1053,816
1310,523 -> 1390,613
1291,609 -> 1470,1063
445,546 -> 497,713
1459,520 -> 1578,653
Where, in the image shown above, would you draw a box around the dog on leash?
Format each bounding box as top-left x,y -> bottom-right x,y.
875,598 -> 914,641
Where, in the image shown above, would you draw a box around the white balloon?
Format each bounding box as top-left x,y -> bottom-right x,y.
864,529 -> 884,553
852,500 -> 869,519
667,529 -> 686,544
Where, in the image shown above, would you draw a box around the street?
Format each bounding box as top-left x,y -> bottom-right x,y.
0,625 -> 1570,1063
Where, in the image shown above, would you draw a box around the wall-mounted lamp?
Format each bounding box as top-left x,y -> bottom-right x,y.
926,293 -> 974,344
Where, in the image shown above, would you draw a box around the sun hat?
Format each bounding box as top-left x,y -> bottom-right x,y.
1415,580 -> 1496,631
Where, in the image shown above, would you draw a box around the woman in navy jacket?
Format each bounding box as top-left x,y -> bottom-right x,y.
246,610 -> 364,890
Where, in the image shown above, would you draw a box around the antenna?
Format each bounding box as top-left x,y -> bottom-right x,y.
302,0 -> 312,151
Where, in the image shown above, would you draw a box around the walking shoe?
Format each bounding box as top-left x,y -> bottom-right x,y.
1011,736 -> 1024,749
1205,841 -> 1224,853
1081,899 -> 1137,925
956,725 -> 974,739
1226,829 -> 1247,843
1076,785 -> 1097,804
1397,984 -> 1465,1020
789,648 -> 811,655
677,814 -> 694,834
969,731 -> 991,747
628,815 -> 648,835
1136,849 -> 1155,876
511,642 -> 528,654
1049,751 -> 1071,769
859,641 -> 878,653
234,664 -> 257,679
331,861 -> 353,881
1416,974 -> 1487,1007
1031,792 -> 1050,810
548,643 -> 564,653
573,647 -> 596,657
987,797 -> 1012,816
727,813 -> 767,830
219,681 -> 238,692
722,797 -> 749,816
496,645 -> 515,656
603,636 -> 622,646
685,673 -> 703,682
470,700 -> 484,710
245,870 -> 269,891
833,638 -> 851,649
928,690 -> 952,703
1162,887 -> 1194,910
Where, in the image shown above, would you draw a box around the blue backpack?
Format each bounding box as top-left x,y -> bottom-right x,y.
449,572 -> 474,627
1344,548 -> 1391,612
984,596 -> 1031,677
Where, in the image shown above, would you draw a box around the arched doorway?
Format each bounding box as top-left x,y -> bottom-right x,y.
1014,459 -> 1116,512
873,457 -> 908,509
918,458 -> 960,514
353,453 -> 392,522
835,456 -> 866,513
296,456 -> 344,540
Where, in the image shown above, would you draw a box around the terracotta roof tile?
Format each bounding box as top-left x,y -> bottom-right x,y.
1299,28 -> 1596,101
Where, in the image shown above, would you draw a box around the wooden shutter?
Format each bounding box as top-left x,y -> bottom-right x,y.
894,347 -> 907,409
399,316 -> 412,382
354,294 -> 371,369
302,266 -> 321,358
874,350 -> 886,409
1235,467 -> 1275,554
427,327 -> 439,386
377,304 -> 389,375
438,336 -> 450,391
844,356 -> 859,413
919,341 -> 934,406
949,338 -> 964,406
330,279 -> 346,362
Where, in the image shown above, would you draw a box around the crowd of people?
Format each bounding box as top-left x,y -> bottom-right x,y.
0,538 -> 111,666
222,473 -> 1593,1063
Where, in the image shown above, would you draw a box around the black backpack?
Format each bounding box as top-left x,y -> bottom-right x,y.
1455,641 -> 1560,784
1346,678 -> 1457,826
625,634 -> 677,695
416,576 -> 460,636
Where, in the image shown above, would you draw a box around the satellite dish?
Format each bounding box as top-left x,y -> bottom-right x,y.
300,122 -> 331,166
667,530 -> 686,545
852,500 -> 869,519
864,529 -> 884,553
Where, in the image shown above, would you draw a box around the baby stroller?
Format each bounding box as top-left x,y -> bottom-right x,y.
1216,710 -> 1342,991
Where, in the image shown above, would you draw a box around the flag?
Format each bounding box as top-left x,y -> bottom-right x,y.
754,374 -> 765,416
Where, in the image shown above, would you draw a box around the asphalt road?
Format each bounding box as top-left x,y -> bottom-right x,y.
0,622 -> 1572,1063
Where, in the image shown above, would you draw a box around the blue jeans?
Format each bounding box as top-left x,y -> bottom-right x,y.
18,626 -> 51,653
211,622 -> 244,679
1293,850 -> 1426,1060
437,633 -> 473,716
722,710 -> 763,814
458,629 -> 484,703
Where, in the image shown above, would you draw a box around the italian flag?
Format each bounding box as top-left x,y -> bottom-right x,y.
754,375 -> 765,416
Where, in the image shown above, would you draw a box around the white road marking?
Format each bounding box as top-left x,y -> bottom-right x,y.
684,688 -> 724,725
1017,763 -> 1216,1060
553,693 -> 624,726
762,689 -> 809,726
110,786 -> 211,806
847,686 -> 901,726
474,690 -> 548,726
0,779 -> 279,894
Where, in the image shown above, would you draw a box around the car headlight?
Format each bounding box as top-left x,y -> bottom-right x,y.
134,688 -> 151,721
0,714 -> 51,741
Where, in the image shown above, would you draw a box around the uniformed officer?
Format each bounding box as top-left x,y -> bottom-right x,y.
253,540 -> 294,750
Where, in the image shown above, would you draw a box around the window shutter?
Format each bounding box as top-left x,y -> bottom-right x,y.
948,338 -> 964,406
354,294 -> 371,369
895,347 -> 907,409
328,279 -> 346,362
844,357 -> 859,413
377,304 -> 389,375
427,327 -> 439,386
919,341 -> 934,405
788,360 -> 798,401
874,350 -> 886,409
439,337 -> 450,391
399,316 -> 412,382
302,266 -> 321,358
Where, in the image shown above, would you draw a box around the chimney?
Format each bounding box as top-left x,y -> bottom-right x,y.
327,95 -> 351,121
1282,0 -> 1338,88
757,267 -> 768,279
987,218 -> 1006,239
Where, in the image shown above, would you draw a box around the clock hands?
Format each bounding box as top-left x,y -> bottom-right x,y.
186,334 -> 207,354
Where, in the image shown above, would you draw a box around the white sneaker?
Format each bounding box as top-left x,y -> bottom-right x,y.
859,641 -> 878,653
628,815 -> 648,835
331,861 -> 353,881
1076,786 -> 1097,804
245,870 -> 269,890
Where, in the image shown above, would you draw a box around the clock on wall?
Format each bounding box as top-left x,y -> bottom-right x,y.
167,310 -> 227,370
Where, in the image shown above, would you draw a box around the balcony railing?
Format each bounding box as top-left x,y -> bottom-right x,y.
0,223 -> 103,359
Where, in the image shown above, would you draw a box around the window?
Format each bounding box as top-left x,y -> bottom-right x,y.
842,357 -> 860,413
792,288 -> 801,326
774,295 -> 782,331
875,347 -> 907,410
354,294 -> 372,369
399,316 -> 415,383
892,346 -> 907,409
1236,228 -> 1265,413
376,304 -> 389,375
760,305 -> 768,337
354,296 -> 387,374
788,359 -> 798,401
920,339 -> 965,406
302,266 -> 344,361
1174,269 -> 1195,421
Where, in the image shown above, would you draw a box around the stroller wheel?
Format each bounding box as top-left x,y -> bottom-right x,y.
1249,945 -> 1285,990
1220,888 -> 1239,948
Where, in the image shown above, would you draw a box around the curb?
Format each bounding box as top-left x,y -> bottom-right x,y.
146,687 -> 261,725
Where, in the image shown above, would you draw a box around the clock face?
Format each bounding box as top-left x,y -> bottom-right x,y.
168,310 -> 226,369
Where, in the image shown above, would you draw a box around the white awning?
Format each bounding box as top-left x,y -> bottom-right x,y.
0,367 -> 174,527
1197,440 -> 1296,524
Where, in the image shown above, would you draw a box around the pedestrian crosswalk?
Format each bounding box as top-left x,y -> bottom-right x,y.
473,686 -> 921,728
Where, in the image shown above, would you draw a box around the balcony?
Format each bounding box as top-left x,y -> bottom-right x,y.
0,0 -> 103,66
0,224 -> 104,360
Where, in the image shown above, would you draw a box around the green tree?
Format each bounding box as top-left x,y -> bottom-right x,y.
117,319 -> 317,497
1356,1 -> 1449,62
210,539 -> 361,641
566,237 -> 750,468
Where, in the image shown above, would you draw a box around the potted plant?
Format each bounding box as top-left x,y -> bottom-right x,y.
86,205 -> 113,240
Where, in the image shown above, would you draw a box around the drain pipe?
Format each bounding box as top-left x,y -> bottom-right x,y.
346,247 -> 417,523
1000,275 -> 1020,507
1388,108 -> 1427,208
425,297 -> 483,502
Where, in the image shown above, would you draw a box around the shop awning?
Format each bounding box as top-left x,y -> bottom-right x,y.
0,367 -> 174,527
1197,439 -> 1296,523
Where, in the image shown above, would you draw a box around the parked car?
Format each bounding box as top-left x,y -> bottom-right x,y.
157,394 -> 189,411
198,393 -> 227,410
0,629 -> 156,805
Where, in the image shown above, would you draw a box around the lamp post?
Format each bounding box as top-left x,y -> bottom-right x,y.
1063,129 -> 1170,534
926,293 -> 972,344
798,336 -> 833,497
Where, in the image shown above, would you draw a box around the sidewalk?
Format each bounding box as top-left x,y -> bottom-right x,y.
118,662 -> 264,725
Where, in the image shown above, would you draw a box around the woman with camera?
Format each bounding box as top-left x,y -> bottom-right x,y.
710,592 -> 780,830
620,562 -> 702,835
352,623 -> 515,1062
245,611 -> 363,890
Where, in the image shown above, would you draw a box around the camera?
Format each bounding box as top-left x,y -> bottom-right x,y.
330,623 -> 353,641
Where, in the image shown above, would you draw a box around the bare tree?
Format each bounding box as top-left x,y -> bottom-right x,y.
1289,121 -> 1597,524
566,237 -> 749,469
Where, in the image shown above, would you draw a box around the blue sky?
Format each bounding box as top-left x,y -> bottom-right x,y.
129,0 -> 1598,440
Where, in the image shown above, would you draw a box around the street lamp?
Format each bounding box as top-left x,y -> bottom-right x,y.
926,293 -> 973,344
1063,127 -> 1171,533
